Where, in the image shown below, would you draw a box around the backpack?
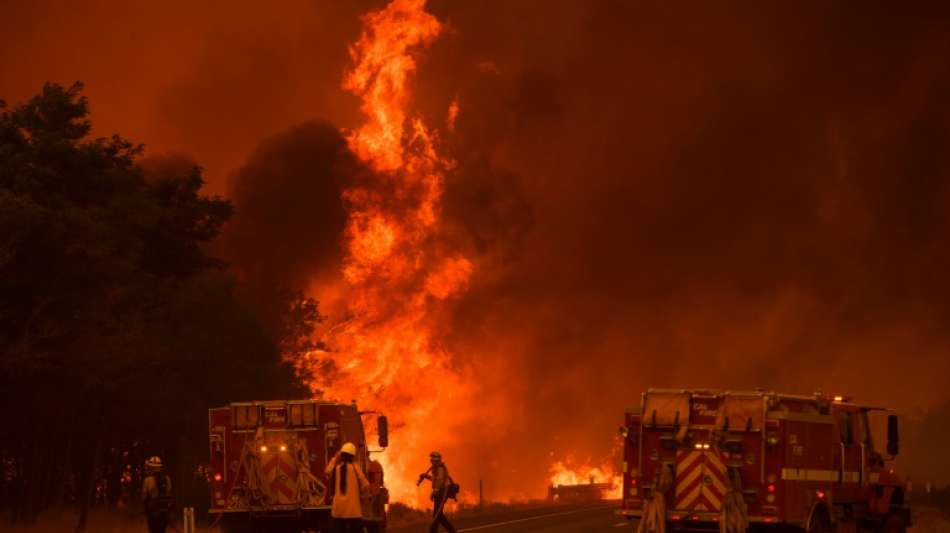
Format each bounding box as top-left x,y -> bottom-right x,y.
145,474 -> 174,515
440,465 -> 461,501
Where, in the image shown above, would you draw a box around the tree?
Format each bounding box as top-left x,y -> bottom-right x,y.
0,83 -> 313,528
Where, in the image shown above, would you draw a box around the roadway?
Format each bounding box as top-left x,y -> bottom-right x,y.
388,503 -> 636,533
388,502 -> 949,533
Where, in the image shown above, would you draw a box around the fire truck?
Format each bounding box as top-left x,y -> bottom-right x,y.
208,399 -> 389,533
619,389 -> 911,532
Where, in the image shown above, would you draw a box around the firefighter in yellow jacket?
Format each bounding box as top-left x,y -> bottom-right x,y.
419,451 -> 457,533
325,442 -> 369,533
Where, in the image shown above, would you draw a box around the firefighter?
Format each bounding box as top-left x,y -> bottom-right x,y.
418,451 -> 457,533
325,442 -> 369,533
141,456 -> 173,533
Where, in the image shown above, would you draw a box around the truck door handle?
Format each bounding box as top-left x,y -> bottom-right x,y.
859,442 -> 865,486
839,443 -> 845,484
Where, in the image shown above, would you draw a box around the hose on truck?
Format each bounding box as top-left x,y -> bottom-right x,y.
292,437 -> 327,505
719,468 -> 748,533
637,464 -> 673,533
230,429 -> 329,508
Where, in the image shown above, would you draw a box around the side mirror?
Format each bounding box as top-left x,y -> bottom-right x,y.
887,414 -> 899,456
377,415 -> 389,448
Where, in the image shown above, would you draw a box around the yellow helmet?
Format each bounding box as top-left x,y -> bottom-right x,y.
341,442 -> 357,456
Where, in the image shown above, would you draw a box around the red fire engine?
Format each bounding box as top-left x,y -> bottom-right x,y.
208,399 -> 389,533
619,389 -> 911,532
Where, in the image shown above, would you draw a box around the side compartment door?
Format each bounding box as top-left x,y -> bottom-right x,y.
783,420 -> 807,522
833,406 -> 863,501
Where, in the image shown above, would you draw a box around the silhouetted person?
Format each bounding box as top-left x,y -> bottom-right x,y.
418,451 -> 457,533
141,456 -> 173,533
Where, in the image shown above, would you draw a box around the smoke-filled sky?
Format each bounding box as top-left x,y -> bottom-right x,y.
4,0 -> 950,492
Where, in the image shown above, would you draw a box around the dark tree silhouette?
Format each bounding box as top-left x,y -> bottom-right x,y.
0,83 -> 315,529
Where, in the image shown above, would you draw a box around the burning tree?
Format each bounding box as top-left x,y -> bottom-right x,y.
289,0 -> 478,504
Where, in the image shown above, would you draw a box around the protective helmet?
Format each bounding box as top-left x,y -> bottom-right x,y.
341,442 -> 357,456
145,456 -> 163,469
429,451 -> 442,461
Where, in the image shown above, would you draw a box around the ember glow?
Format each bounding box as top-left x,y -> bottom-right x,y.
293,0 -> 476,505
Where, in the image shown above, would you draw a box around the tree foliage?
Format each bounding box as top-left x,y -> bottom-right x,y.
0,83 -> 316,527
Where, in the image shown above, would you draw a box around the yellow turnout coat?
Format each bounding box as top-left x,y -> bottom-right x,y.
325,460 -> 369,519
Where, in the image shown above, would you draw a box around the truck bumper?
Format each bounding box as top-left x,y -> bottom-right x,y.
616,509 -> 784,525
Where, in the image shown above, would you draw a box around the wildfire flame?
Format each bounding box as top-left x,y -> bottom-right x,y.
293,0 -> 614,507
548,460 -> 622,500
294,0 -> 474,505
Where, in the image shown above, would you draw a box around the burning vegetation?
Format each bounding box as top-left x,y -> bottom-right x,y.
296,0 -> 476,505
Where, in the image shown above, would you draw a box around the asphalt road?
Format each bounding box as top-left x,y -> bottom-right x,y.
389,504 -> 634,533
388,502 -> 950,532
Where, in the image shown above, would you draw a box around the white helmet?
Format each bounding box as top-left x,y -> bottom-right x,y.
145,456 -> 163,469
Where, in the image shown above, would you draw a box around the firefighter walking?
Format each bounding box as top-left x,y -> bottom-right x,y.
418,451 -> 457,533
141,456 -> 173,533
325,442 -> 369,533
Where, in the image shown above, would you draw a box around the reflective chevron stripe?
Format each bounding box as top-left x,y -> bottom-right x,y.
674,449 -> 729,511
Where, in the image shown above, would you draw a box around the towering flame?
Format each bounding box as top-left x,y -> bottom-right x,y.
296,0 -> 475,504
342,0 -> 441,173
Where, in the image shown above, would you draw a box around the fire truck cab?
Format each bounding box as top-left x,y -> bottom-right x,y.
619,389 -> 910,532
208,399 -> 389,533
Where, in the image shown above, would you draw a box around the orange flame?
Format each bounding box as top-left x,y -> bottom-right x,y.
548,460 -> 622,500
342,0 -> 441,173
294,0 -> 475,505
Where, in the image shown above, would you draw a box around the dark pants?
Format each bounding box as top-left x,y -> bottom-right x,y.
334,517 -> 363,533
146,513 -> 168,533
430,495 -> 457,533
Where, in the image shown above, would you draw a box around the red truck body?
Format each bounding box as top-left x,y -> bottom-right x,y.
208,400 -> 388,533
619,389 -> 910,532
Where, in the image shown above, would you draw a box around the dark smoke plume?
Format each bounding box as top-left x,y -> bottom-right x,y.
223,122 -> 355,290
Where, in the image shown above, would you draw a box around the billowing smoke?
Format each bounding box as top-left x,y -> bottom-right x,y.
5,0 -> 950,497
224,122 -> 354,289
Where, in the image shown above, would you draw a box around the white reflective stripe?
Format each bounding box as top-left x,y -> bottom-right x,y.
868,472 -> 880,483
781,468 -> 862,482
